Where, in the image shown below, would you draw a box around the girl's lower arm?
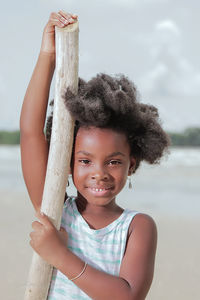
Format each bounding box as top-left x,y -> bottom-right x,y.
58,250 -> 139,300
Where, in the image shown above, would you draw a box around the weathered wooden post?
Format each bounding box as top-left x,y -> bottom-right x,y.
24,21 -> 79,300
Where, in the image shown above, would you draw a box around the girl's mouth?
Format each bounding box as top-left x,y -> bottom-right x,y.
92,187 -> 110,192
88,187 -> 113,196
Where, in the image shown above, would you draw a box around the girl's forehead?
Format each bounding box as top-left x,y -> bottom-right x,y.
74,127 -> 130,154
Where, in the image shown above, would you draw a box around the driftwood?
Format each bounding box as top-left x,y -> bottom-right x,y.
24,21 -> 79,300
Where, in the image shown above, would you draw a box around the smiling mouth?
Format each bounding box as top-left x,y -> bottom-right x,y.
87,186 -> 113,195
91,187 -> 111,192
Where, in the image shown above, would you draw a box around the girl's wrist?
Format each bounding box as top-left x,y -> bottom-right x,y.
52,246 -> 70,271
37,51 -> 56,72
39,51 -> 55,63
39,49 -> 56,59
57,248 -> 86,280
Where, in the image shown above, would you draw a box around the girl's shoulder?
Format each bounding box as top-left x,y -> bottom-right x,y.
128,212 -> 157,237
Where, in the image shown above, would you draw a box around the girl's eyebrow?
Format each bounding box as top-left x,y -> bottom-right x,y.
76,151 -> 125,157
107,152 -> 125,157
76,151 -> 93,156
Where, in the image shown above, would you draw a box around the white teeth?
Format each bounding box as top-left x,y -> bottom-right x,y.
92,188 -> 107,192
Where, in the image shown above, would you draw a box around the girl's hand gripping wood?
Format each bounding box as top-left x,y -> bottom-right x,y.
20,11 -> 78,211
30,212 -> 69,269
41,11 -> 78,54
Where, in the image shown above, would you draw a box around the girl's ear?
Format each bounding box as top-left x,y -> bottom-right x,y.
128,156 -> 136,176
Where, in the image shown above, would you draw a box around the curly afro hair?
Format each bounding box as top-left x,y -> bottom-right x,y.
45,73 -> 170,172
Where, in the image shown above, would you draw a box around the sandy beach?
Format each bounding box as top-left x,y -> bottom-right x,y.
1,189 -> 200,300
1,146 -> 200,300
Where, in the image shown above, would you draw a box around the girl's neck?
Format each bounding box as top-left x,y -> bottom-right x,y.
75,194 -> 124,230
75,193 -> 123,216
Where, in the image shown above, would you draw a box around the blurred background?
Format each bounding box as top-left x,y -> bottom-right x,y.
0,0 -> 200,299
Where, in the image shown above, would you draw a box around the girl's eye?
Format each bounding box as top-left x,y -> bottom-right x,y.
78,159 -> 90,164
108,160 -> 122,165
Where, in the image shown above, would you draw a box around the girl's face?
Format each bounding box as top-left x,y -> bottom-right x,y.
72,127 -> 135,207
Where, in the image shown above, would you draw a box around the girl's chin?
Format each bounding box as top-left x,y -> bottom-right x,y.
77,190 -> 116,206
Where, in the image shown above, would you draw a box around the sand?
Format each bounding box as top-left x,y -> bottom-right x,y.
1,190 -> 200,300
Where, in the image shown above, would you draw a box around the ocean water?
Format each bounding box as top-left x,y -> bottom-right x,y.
0,145 -> 200,217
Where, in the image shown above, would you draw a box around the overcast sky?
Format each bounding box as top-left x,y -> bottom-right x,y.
1,0 -> 200,131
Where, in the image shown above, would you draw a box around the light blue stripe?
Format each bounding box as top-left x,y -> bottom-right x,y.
68,223 -> 129,242
52,275 -> 68,285
61,218 -> 68,226
66,224 -> 103,242
71,294 -> 90,300
65,208 -> 75,218
68,246 -> 120,264
69,234 -> 123,246
54,288 -> 67,296
51,275 -> 76,288
66,222 -> 131,238
68,241 -> 122,256
68,246 -> 84,255
48,296 -> 58,300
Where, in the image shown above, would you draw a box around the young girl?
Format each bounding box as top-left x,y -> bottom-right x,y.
20,11 -> 170,300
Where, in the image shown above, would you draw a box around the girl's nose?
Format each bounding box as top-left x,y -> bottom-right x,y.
91,167 -> 109,181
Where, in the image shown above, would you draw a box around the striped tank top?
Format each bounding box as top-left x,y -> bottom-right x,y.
47,197 -> 139,300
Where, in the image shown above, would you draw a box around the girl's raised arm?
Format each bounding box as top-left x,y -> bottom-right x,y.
20,12 -> 77,211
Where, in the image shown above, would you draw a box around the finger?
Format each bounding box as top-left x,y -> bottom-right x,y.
49,15 -> 67,27
49,12 -> 68,27
58,10 -> 77,24
50,18 -> 66,28
58,10 -> 72,18
29,231 -> 37,245
35,211 -> 53,228
60,227 -> 66,232
57,14 -> 70,25
32,220 -> 43,230
49,12 -> 61,22
49,11 -> 76,27
60,227 -> 68,238
30,239 -> 34,248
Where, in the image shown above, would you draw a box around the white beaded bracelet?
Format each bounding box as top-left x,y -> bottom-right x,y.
69,262 -> 87,281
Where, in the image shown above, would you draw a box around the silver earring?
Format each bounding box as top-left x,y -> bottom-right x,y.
67,174 -> 72,187
128,176 -> 133,189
